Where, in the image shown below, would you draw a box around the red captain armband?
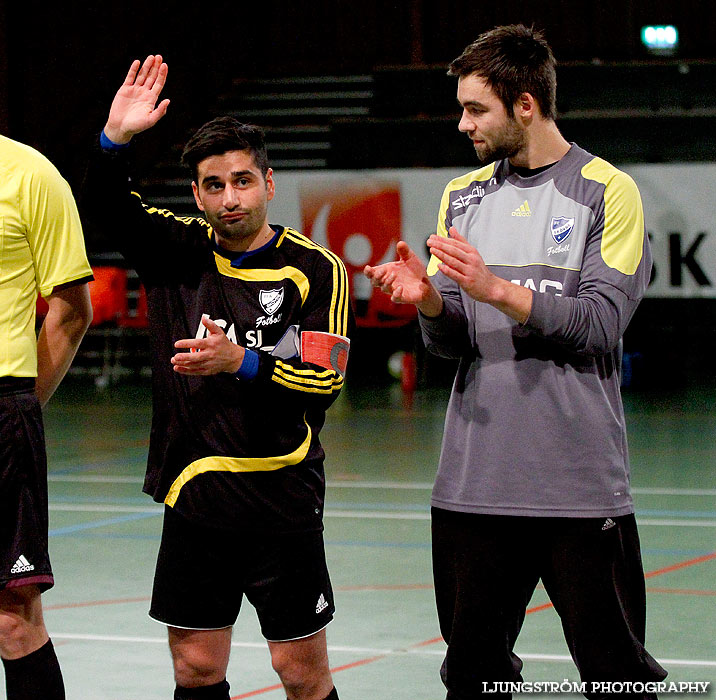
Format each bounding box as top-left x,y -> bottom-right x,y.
300,332 -> 350,376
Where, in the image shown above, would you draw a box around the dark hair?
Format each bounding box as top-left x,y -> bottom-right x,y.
448,24 -> 557,120
181,116 -> 269,182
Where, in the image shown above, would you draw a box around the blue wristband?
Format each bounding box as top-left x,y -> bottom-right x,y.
100,130 -> 131,151
234,349 -> 259,381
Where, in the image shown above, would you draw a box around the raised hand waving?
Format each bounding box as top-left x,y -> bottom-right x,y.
103,55 -> 170,145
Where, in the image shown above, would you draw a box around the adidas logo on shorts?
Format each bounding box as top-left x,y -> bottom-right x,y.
316,594 -> 329,614
10,555 -> 35,574
601,518 -> 616,531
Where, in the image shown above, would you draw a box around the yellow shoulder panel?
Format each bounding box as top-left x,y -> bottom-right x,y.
428,164 -> 495,276
213,253 -> 311,305
581,158 -> 645,275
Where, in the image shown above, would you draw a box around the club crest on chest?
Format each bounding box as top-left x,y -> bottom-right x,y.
259,288 -> 284,316
550,216 -> 575,244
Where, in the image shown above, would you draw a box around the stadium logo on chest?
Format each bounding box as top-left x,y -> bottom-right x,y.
257,288 -> 284,327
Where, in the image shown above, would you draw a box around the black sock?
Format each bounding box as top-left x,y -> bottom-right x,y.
322,688 -> 339,700
174,679 -> 231,699
1,638 -> 65,700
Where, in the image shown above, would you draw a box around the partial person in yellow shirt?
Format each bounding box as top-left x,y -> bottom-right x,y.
0,134 -> 93,700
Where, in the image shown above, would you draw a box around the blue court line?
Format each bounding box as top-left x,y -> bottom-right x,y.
44,520 -> 716,559
325,543 -> 716,556
48,512 -> 160,537
47,498 -> 716,517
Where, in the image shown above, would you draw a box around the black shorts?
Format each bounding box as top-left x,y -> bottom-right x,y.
150,505 -> 335,641
0,378 -> 54,592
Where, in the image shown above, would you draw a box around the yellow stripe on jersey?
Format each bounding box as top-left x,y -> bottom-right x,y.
164,415 -> 313,507
276,227 -> 291,247
428,163 -> 496,277
272,378 -> 344,394
279,228 -> 350,337
272,374 -> 344,394
213,253 -> 311,305
272,360 -> 344,394
581,159 -> 645,275
134,193 -> 212,230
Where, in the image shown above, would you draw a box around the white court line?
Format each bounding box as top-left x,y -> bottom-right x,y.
48,503 -> 716,526
633,487 -> 716,497
327,481 -> 433,490
46,503 -> 430,520
637,519 -> 716,528
49,475 -> 144,483
329,513 -> 716,527
407,649 -> 716,668
326,509 -> 430,520
328,483 -> 716,498
49,633 -> 716,667
49,475 -> 716,498
50,503 -> 162,514
47,476 -> 434,488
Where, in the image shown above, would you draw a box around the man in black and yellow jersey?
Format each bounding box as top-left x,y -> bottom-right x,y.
81,56 -> 352,700
0,135 -> 93,699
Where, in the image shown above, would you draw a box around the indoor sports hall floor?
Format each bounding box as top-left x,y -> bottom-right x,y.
5,377 -> 715,699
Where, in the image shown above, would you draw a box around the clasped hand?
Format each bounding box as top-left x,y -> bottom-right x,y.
363,227 -> 501,316
171,316 -> 245,376
364,241 -> 434,304
427,227 -> 499,304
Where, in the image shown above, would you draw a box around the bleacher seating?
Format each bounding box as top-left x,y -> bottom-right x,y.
329,60 -> 716,167
37,267 -> 149,387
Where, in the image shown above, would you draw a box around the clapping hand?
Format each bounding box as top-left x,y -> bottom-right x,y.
364,241 -> 444,316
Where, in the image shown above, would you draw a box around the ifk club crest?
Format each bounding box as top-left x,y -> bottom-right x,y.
259,288 -> 284,316
550,216 -> 575,244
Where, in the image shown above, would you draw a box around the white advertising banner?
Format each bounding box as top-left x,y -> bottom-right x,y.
268,163 -> 716,315
621,164 -> 715,298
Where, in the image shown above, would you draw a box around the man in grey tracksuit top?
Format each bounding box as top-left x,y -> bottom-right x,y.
427,142 -> 644,518
365,24 -> 666,700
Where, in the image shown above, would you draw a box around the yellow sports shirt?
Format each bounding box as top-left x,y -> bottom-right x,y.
0,135 -> 92,377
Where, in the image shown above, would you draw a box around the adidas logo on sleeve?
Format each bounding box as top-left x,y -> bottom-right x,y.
10,554 -> 35,574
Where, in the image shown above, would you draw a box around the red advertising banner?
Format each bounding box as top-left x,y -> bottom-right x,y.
300,181 -> 417,327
